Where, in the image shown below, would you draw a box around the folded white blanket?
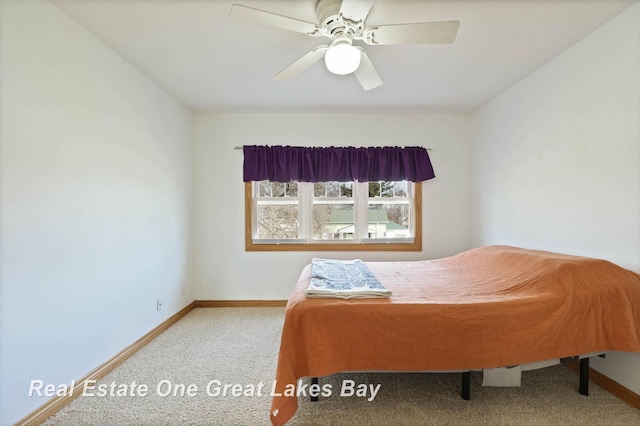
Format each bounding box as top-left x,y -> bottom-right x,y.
306,258 -> 391,299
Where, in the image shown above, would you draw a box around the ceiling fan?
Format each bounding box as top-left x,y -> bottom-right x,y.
229,0 -> 460,91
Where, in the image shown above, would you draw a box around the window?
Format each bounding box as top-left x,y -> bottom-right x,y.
245,180 -> 422,251
242,144 -> 434,251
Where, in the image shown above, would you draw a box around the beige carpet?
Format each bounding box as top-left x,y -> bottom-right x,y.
43,308 -> 640,425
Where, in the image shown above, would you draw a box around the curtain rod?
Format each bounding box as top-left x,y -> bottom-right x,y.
233,146 -> 433,151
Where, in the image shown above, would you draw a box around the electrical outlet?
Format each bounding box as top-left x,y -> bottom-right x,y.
156,298 -> 163,311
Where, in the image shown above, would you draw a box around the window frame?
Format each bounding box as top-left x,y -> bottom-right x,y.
244,181 -> 422,252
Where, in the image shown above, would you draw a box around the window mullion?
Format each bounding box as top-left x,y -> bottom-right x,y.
355,182 -> 368,243
298,182 -> 310,242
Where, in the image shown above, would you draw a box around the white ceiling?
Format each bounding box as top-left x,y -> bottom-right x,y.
51,0 -> 636,113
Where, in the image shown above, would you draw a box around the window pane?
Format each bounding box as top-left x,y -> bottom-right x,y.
313,182 -> 326,197
393,181 -> 408,197
368,182 -> 381,197
368,203 -> 410,238
312,204 -> 354,240
271,182 -> 285,197
369,180 -> 408,197
258,180 -> 272,197
326,181 -> 340,197
256,203 -> 298,239
380,181 -> 394,197
259,181 -> 297,198
339,182 -> 353,197
314,181 -> 353,197
285,182 -> 298,197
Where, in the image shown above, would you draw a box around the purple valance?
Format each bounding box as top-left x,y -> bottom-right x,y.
243,145 -> 435,183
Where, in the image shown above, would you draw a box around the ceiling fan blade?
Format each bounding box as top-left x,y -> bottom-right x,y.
363,21 -> 460,45
273,46 -> 328,80
230,4 -> 322,36
354,48 -> 383,91
339,0 -> 375,23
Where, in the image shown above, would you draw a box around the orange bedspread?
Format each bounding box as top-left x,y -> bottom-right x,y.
270,246 -> 640,425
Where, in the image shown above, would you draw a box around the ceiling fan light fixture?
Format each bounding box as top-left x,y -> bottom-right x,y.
324,43 -> 361,75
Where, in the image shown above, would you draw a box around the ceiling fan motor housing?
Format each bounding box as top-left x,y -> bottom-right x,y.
316,0 -> 363,39
316,0 -> 341,24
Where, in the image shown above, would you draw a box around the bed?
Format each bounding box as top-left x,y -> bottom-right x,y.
270,246 -> 640,425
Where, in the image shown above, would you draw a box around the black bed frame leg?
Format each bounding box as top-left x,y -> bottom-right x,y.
310,377 -> 319,402
579,357 -> 589,396
461,371 -> 471,400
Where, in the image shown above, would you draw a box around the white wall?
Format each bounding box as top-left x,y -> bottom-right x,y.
0,1 -> 195,423
194,113 -> 472,300
471,2 -> 640,393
